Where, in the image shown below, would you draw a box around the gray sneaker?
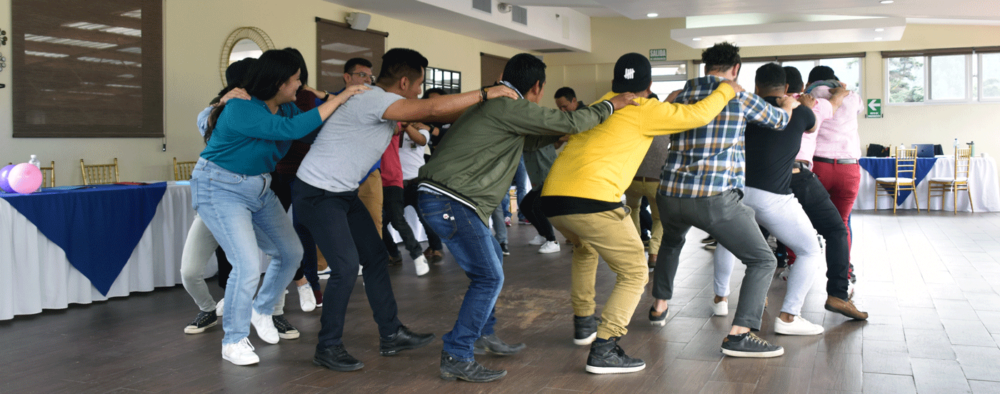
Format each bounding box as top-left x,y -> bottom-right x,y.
721,332 -> 783,358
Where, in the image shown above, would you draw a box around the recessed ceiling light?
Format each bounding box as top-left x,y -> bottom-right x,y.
875,28 -> 885,32
693,37 -> 702,41
880,0 -> 893,4
875,37 -> 884,40
647,12 -> 658,18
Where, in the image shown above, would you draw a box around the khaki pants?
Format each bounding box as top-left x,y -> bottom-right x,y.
358,170 -> 383,238
624,179 -> 662,254
549,207 -> 648,340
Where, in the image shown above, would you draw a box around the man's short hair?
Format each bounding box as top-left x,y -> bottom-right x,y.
755,63 -> 786,91
376,49 -> 428,86
783,66 -> 805,93
554,87 -> 576,100
702,42 -> 741,75
503,54 -> 547,95
807,65 -> 838,84
344,57 -> 373,74
422,88 -> 447,99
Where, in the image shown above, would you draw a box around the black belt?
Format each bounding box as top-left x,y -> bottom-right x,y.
813,156 -> 858,165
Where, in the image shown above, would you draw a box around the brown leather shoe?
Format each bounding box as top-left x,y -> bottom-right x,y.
825,296 -> 868,320
647,254 -> 657,269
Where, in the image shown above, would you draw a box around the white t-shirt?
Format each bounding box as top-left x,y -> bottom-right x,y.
399,128 -> 430,181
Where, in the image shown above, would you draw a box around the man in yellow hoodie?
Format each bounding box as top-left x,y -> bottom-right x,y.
540,53 -> 740,374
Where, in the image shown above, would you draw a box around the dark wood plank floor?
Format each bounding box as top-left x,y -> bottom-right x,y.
2,211 -> 1000,393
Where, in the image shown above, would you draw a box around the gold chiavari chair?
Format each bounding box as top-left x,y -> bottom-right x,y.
40,161 -> 55,188
875,148 -> 919,214
80,158 -> 120,185
927,148 -> 973,213
173,157 -> 197,181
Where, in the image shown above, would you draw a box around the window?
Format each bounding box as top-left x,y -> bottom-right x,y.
736,62 -> 768,87
887,57 -> 925,103
883,49 -> 1000,104
929,55 -> 967,101
12,0 -> 163,138
982,53 -> 1000,100
695,55 -> 864,95
649,62 -> 687,100
315,18 -> 386,93
423,67 -> 462,95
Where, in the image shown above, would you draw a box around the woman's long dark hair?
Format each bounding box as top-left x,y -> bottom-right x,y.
204,50 -> 300,143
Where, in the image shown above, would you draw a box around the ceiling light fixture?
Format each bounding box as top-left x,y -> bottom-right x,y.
692,37 -> 702,41
880,0 -> 893,4
875,37 -> 884,40
647,12 -> 658,18
875,28 -> 885,32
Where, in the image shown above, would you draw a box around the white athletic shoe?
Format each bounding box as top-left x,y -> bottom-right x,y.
251,309 -> 279,344
529,235 -> 547,246
414,255 -> 430,277
538,241 -> 561,254
215,298 -> 225,317
222,337 -> 260,366
358,265 -> 363,276
712,299 -> 729,316
297,284 -> 316,312
318,267 -> 331,280
774,316 -> 825,336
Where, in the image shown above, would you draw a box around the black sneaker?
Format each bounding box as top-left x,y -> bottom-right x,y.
183,310 -> 218,334
380,326 -> 435,356
585,337 -> 645,374
388,255 -> 403,266
440,350 -> 507,382
721,332 -> 784,358
501,243 -> 510,256
272,315 -> 300,339
314,344 -> 364,372
648,305 -> 668,326
473,333 -> 526,356
574,314 -> 601,345
848,263 -> 857,284
703,241 -> 717,250
701,236 -> 715,244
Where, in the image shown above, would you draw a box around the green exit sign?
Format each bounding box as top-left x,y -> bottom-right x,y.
649,49 -> 666,61
866,99 -> 882,118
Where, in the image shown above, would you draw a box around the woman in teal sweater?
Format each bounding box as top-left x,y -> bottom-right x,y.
192,49 -> 367,366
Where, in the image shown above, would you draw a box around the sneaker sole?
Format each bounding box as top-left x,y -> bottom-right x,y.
278,331 -> 300,340
313,359 -> 364,372
440,370 -> 507,382
774,328 -> 824,336
184,320 -> 217,334
585,364 -> 646,374
824,304 -> 868,320
574,332 -> 597,346
223,354 -> 259,366
379,336 -> 435,356
721,348 -> 785,358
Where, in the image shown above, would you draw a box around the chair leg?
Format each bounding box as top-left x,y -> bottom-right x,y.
913,185 -> 920,212
926,184 -> 932,213
874,183 -> 878,212
967,185 -> 974,213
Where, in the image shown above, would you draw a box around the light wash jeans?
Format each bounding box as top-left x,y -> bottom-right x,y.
713,186 -> 822,316
191,158 -> 303,345
491,205 -> 507,244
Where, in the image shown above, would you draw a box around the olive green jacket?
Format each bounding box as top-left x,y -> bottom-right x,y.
416,96 -> 613,225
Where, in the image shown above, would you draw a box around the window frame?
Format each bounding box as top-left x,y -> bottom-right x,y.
649,61 -> 689,99
976,52 -> 1000,103
694,53 -> 865,98
884,53 -> 990,106
422,66 -> 462,95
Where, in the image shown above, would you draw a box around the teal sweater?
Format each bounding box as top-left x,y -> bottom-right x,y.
200,97 -> 323,175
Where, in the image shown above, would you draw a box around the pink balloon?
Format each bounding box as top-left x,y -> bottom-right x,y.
9,163 -> 43,194
0,164 -> 14,193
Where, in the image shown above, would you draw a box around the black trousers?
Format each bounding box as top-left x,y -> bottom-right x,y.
269,172 -> 320,289
215,248 -> 232,289
382,185 -> 424,259
789,169 -> 851,300
639,196 -> 652,241
403,181 -> 443,251
520,187 -> 556,242
293,180 -> 403,349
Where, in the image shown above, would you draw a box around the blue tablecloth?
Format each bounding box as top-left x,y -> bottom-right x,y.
0,183 -> 167,295
858,157 -> 938,206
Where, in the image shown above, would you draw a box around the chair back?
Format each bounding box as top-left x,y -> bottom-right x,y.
173,158 -> 197,181
80,158 -> 120,185
40,161 -> 55,188
896,148 -> 917,180
955,148 -> 972,181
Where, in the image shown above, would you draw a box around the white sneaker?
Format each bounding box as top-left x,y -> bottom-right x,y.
297,284 -> 316,312
774,316 -> 825,335
222,337 -> 259,366
529,235 -> 547,246
538,241 -> 561,254
251,309 -> 279,344
318,267 -> 331,280
215,298 -> 225,317
414,255 -> 430,277
358,265 -> 363,276
712,299 -> 729,316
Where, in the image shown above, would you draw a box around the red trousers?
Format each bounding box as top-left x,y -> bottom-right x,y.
811,161 -> 861,252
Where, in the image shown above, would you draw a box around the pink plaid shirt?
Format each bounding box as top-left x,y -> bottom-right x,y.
811,86 -> 863,160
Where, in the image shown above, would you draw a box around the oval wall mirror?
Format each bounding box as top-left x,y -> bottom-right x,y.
219,27 -> 274,87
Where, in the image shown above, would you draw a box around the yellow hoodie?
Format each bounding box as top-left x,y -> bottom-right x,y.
542,83 -> 736,202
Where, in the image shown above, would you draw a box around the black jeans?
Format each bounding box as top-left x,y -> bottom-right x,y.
790,169 -> 850,300
382,185 -> 423,259
639,196 -> 652,240
216,248 -> 232,289
403,181 -> 443,251
520,187 -> 556,242
293,180 -> 403,349
269,172 -> 321,290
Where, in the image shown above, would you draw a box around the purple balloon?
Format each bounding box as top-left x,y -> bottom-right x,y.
0,164 -> 15,193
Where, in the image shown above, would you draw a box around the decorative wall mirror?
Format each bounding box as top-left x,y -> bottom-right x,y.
219,27 -> 274,87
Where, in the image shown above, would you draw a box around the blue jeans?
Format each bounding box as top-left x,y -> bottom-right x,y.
418,193 -> 502,361
191,158 -> 304,345
491,205 -> 507,245
513,157 -> 530,221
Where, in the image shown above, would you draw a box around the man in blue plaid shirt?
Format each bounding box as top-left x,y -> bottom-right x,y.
648,42 -> 800,358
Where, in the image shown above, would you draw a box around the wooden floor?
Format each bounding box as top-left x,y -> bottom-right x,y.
2,211 -> 1000,393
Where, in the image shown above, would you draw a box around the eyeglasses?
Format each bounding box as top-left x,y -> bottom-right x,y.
348,72 -> 372,79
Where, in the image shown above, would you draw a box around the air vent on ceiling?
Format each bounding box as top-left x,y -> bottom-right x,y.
535,48 -> 573,53
472,0 -> 491,14
512,5 -> 527,25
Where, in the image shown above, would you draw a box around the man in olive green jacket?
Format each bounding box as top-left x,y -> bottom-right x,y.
414,54 -> 636,383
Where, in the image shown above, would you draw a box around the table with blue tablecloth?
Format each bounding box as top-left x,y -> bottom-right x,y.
853,156 -> 1000,211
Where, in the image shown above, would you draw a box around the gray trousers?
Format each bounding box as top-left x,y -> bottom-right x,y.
652,189 -> 776,330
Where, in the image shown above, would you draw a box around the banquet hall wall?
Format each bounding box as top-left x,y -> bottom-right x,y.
0,0 -> 523,185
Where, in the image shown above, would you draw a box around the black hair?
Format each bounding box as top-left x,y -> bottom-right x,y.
205,58 -> 258,143
376,48 -> 428,87
647,92 -> 659,100
502,53 -> 547,96
344,57 -> 373,74
422,88 -> 447,99
554,87 -> 576,100
808,65 -> 838,84
755,63 -> 786,92
242,49 -> 301,101
702,42 -> 742,75
284,47 -> 308,90
783,66 -> 804,93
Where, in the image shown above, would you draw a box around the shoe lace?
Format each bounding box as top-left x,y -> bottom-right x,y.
273,316 -> 291,331
191,311 -> 212,325
745,332 -> 770,347
237,337 -> 255,352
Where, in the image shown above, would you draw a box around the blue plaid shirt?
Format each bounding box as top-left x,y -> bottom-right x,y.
659,76 -> 790,198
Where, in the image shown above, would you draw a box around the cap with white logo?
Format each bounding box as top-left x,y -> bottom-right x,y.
612,53 -> 652,93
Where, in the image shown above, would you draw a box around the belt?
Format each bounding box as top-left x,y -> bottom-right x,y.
813,156 -> 857,165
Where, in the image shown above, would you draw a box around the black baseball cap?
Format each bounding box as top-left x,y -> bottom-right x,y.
612,53 -> 651,93
807,65 -> 839,84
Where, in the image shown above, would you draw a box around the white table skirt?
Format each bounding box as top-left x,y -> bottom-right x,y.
854,156 -> 1000,211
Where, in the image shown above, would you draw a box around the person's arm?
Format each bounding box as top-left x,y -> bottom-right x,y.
641,82 -> 740,136
314,84 -> 370,120
402,123 -> 429,146
196,106 -> 213,137
381,85 -> 519,123
797,94 -> 820,133
826,87 -> 850,114
523,135 -> 561,152
500,93 -> 638,137
741,92 -> 791,130
795,106 -> 818,134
